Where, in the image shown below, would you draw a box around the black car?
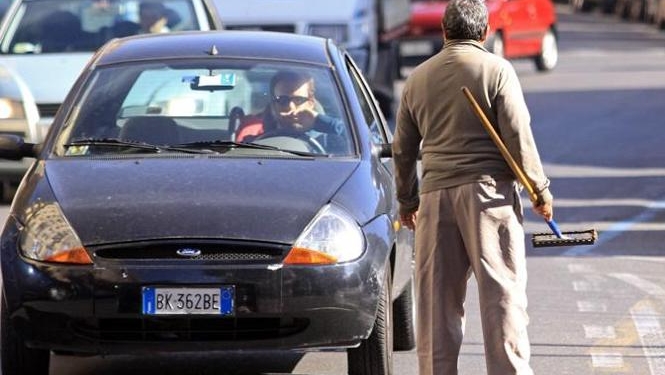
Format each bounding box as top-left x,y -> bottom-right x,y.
0,30 -> 415,374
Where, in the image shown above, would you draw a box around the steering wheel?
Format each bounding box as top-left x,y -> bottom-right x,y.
297,133 -> 326,154
253,134 -> 326,154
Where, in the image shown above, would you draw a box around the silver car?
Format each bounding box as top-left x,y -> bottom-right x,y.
0,0 -> 223,125
0,63 -> 39,201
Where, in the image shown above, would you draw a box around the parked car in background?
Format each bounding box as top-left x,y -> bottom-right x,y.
0,63 -> 39,201
399,0 -> 559,74
0,0 -> 223,129
614,0 -> 657,22
0,30 -> 415,375
656,0 -> 665,28
569,0 -> 616,13
214,0 -> 411,118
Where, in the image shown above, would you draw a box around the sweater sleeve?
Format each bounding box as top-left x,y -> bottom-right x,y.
393,83 -> 423,214
313,114 -> 346,135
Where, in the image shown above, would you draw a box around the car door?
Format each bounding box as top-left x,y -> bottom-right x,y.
493,0 -> 544,57
343,53 -> 415,297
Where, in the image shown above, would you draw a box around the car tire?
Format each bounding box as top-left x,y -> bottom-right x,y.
392,278 -> 415,351
1,292 -> 50,375
570,0 -> 595,11
535,29 -> 558,72
347,269 -> 393,375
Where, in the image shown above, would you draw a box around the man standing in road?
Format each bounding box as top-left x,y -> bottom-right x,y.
392,0 -> 554,374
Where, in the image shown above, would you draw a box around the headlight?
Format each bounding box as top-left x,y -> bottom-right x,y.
19,201 -> 92,264
307,24 -> 348,45
0,98 -> 26,119
284,204 -> 365,265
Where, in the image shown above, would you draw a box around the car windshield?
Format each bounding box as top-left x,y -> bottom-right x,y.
0,0 -> 204,54
54,59 -> 355,157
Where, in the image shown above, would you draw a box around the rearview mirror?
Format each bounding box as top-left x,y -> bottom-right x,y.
184,73 -> 237,91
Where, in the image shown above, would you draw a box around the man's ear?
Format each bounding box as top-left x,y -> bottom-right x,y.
480,25 -> 490,42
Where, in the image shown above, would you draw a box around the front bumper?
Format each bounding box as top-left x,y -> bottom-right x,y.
1,217 -> 391,355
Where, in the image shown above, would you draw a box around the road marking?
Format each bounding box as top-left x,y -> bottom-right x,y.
539,198 -> 665,208
568,264 -> 594,273
573,280 -> 598,292
577,301 -> 607,313
542,164 -> 665,178
630,301 -> 665,375
590,352 -> 624,368
584,325 -> 616,339
611,273 -> 665,297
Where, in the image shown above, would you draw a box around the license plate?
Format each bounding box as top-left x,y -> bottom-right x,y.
142,286 -> 234,315
400,40 -> 434,57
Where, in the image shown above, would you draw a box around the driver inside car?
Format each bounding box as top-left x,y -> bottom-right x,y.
235,70 -> 347,153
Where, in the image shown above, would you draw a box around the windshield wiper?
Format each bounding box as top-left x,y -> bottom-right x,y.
174,140 -> 320,157
64,138 -> 215,154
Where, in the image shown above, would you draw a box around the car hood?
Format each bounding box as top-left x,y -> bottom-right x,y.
0,54 -> 91,104
44,157 -> 359,245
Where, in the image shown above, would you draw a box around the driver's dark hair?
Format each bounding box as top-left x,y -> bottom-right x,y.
269,70 -> 315,98
441,0 -> 488,41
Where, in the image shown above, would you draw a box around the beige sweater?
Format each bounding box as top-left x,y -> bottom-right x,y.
393,39 -> 552,215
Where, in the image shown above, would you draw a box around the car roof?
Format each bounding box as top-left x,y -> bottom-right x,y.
93,31 -> 335,67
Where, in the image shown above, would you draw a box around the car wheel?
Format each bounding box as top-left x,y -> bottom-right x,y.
1,293 -> 50,375
535,29 -> 558,72
392,277 -> 415,351
348,269 -> 393,375
570,0 -> 595,11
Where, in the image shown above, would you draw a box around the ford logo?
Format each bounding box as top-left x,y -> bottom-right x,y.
176,248 -> 201,257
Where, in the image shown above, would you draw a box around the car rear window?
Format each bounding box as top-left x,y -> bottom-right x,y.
0,0 -> 204,54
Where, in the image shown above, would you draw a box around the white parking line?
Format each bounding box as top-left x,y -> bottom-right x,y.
630,302 -> 665,375
567,264 -> 594,273
611,273 -> 665,297
573,280 -> 599,292
590,352 -> 624,368
577,301 -> 607,313
584,325 -> 616,339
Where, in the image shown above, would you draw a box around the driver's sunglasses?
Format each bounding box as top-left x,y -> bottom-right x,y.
273,95 -> 310,107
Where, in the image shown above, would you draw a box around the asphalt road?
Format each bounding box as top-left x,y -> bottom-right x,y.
3,4 -> 665,374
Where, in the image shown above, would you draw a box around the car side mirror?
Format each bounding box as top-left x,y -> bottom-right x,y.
0,135 -> 40,160
374,143 -> 392,158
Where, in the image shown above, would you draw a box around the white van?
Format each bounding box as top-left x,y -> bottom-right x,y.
215,0 -> 410,118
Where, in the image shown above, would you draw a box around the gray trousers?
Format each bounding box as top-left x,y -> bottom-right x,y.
414,179 -> 534,375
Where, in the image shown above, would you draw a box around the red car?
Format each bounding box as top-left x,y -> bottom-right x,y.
399,0 -> 558,73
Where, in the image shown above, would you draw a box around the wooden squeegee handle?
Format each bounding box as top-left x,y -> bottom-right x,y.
460,86 -> 539,204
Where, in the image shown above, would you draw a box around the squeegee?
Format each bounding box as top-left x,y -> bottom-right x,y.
461,86 -> 597,247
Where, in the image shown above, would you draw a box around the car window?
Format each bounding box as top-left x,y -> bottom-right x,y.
345,56 -> 388,145
55,59 -> 355,157
0,0 -> 205,54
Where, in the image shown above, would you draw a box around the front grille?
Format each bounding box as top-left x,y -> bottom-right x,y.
92,240 -> 289,263
36,103 -> 60,118
72,317 -> 308,341
226,24 -> 295,33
